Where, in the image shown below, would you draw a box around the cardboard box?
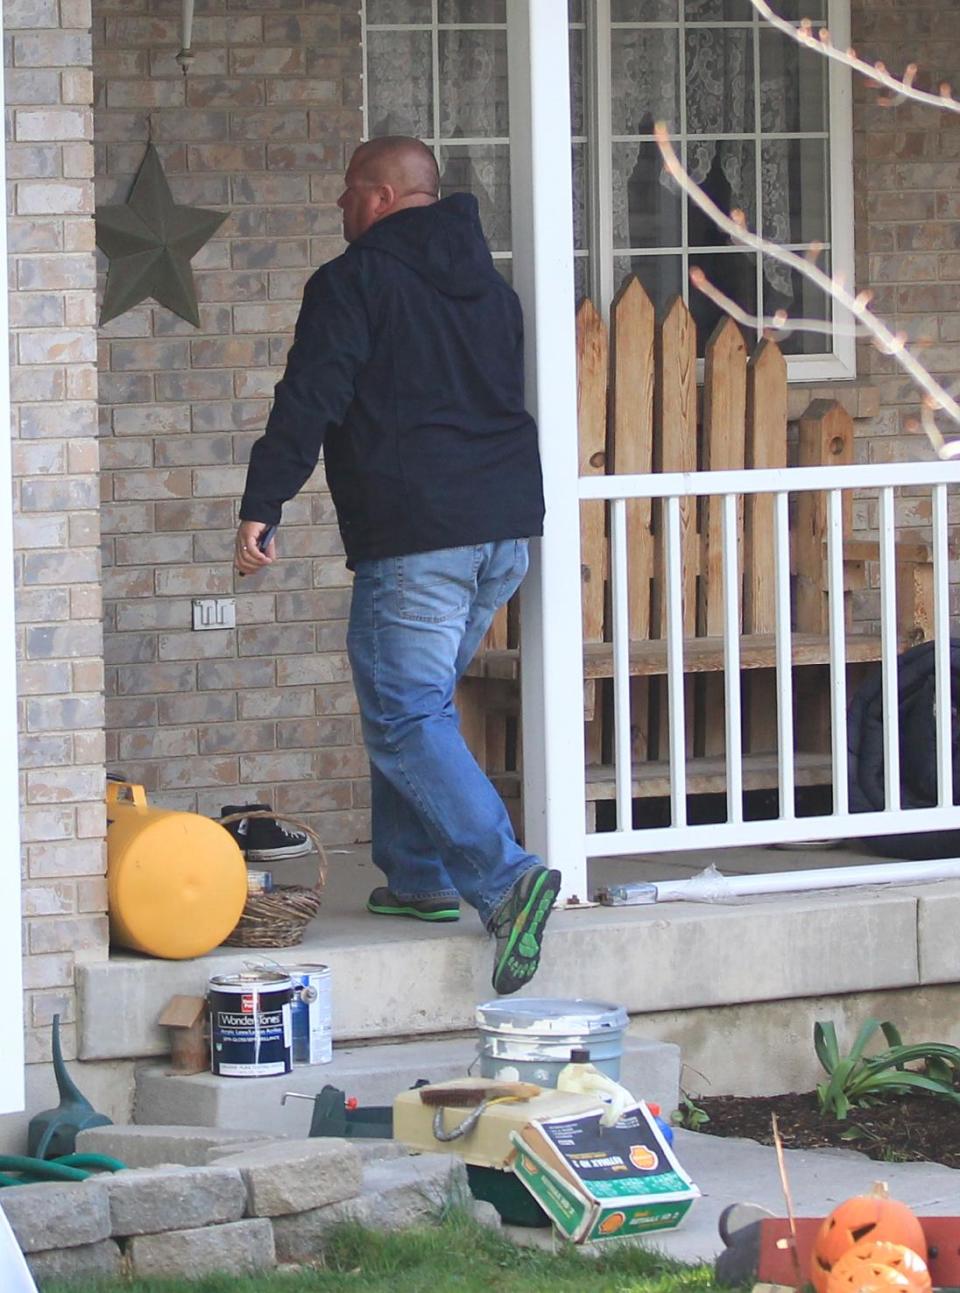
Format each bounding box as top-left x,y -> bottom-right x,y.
510,1102 -> 699,1244
392,1077 -> 601,1168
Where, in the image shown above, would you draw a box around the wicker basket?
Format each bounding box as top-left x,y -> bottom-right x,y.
220,811 -> 327,948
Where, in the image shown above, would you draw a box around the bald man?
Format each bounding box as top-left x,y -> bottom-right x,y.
235,137 -> 559,996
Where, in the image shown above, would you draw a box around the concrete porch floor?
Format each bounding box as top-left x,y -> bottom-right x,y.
77,841 -> 960,1083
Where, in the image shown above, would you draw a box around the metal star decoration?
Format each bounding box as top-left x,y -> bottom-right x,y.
95,143 -> 228,327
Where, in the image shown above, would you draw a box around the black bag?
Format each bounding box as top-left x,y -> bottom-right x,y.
847,639 -> 960,859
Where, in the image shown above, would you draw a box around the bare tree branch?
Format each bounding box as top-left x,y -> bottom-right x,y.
653,124 -> 960,455
749,0 -> 959,115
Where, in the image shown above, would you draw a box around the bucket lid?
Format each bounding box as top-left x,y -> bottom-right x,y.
475,997 -> 628,1035
208,971 -> 292,990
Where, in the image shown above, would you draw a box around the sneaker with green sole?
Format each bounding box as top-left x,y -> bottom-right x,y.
489,866 -> 561,995
367,886 -> 460,922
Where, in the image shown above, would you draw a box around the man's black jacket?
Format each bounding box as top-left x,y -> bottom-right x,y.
239,193 -> 545,566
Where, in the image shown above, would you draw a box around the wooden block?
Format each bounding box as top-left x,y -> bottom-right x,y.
609,276 -> 655,639
655,296 -> 698,636
577,299 -> 609,739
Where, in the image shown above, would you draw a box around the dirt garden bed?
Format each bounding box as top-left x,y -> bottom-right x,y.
693,1092 -> 960,1168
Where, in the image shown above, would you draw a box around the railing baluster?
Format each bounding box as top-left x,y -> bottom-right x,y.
610,498 -> 632,830
932,482 -> 952,808
775,491 -> 795,819
879,486 -> 901,812
665,495 -> 687,827
722,492 -> 743,824
827,488 -> 849,816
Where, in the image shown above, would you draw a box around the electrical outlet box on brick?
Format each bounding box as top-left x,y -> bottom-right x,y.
192,599 -> 236,631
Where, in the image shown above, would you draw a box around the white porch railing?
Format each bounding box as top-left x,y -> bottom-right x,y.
580,460 -> 960,866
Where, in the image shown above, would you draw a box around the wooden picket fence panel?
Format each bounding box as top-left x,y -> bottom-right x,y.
457,278 -> 933,829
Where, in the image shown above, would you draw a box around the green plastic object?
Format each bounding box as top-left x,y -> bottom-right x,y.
307,1085 -> 394,1139
465,1164 -> 550,1228
27,1014 -> 113,1160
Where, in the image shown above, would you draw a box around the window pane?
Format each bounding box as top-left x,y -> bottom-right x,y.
440,144 -> 511,252
439,29 -> 508,138
612,1 -> 677,19
684,0 -> 753,19
762,253 -> 832,355
570,25 -> 585,136
495,257 -> 512,286
438,0 -> 506,22
614,255 -> 683,314
688,251 -> 757,353
573,143 -> 588,251
574,255 -> 590,305
367,0 -> 431,23
611,29 -> 682,135
775,0 -> 825,18
762,139 -> 828,244
759,29 -> 827,133
569,0 -> 585,21
367,31 -> 433,136
687,139 -> 757,244
686,29 -> 754,136
612,141 -> 681,249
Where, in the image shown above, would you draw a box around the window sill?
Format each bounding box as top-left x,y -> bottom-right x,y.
787,381 -> 880,423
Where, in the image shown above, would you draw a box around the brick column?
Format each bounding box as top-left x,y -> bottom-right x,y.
5,0 -> 107,1065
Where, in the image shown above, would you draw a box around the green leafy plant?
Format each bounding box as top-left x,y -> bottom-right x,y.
814,1018 -> 960,1120
671,1091 -> 711,1131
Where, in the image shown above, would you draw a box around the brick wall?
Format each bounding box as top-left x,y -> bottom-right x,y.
6,0 -> 107,1065
94,1 -> 368,842
847,0 -> 960,622
851,0 -> 960,458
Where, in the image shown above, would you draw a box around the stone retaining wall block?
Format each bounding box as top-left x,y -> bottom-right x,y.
126,1217 -> 276,1279
0,1180 -> 110,1252
272,1195 -> 372,1264
214,1137 -> 362,1217
360,1154 -> 470,1231
101,1164 -> 247,1236
26,1239 -> 123,1284
77,1123 -> 280,1168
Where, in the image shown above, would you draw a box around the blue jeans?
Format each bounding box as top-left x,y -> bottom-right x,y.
346,540 -> 540,926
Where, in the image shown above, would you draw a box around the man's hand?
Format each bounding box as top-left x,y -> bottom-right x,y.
235,520 -> 276,576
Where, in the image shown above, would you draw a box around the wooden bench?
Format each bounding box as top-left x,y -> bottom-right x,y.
456,278 -> 933,831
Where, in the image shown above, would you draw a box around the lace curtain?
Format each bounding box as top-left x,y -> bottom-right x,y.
612,22 -> 795,296
366,8 -> 818,301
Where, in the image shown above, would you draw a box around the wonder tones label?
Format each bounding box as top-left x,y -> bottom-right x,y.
208,974 -> 293,1078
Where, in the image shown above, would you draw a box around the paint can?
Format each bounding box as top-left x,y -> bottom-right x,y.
475,997 -> 628,1086
285,963 -> 332,1065
208,970 -> 293,1078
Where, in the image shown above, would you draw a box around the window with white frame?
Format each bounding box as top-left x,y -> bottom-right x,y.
362,0 -> 854,379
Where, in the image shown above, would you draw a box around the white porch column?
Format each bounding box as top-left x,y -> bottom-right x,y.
0,22 -> 26,1115
507,0 -> 588,901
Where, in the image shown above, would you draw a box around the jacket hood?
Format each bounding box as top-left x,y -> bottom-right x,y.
351,193 -> 501,299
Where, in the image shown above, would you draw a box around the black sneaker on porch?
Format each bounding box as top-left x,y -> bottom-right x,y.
219,804 -> 311,861
489,866 -> 562,996
367,887 -> 460,922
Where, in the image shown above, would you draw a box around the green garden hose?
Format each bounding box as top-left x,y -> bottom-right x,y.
0,1151 -> 126,1185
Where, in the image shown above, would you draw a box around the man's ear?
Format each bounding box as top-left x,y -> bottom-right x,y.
377,183 -> 397,213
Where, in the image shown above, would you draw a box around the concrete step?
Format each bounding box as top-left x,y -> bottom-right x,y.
76,872 -> 938,1064
134,1035 -> 681,1137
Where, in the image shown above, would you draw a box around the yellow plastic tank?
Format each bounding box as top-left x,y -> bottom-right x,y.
106,781 -> 248,960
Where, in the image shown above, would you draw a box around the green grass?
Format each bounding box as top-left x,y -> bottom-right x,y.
48,1209 -> 724,1293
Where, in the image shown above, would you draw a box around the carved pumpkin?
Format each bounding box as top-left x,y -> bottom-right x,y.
826,1240 -> 932,1293
810,1188 -> 927,1293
